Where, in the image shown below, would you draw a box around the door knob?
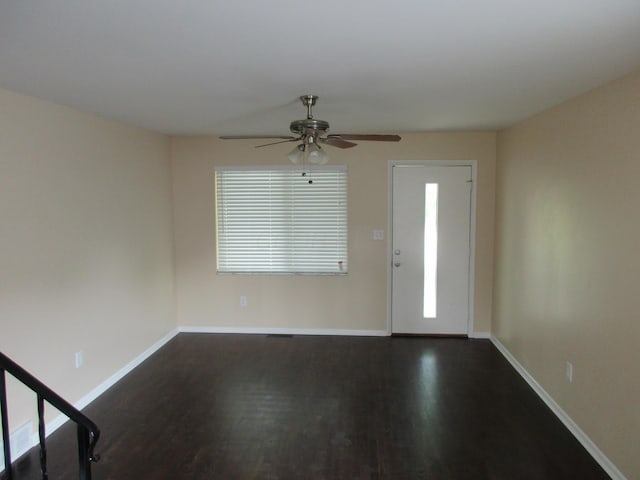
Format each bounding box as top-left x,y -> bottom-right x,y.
394,262 -> 401,267
394,249 -> 401,255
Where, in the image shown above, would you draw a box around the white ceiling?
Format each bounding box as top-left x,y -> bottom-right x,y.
1,1 -> 639,136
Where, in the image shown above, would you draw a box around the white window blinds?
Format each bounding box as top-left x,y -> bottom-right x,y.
215,166 -> 348,274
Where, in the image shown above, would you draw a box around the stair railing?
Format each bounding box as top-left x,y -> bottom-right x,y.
0,352 -> 100,480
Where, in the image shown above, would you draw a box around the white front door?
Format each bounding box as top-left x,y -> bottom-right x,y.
391,164 -> 473,335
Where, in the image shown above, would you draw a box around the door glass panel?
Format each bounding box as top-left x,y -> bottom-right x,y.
424,183 -> 438,318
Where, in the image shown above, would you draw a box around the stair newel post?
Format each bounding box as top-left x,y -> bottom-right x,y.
77,424 -> 92,480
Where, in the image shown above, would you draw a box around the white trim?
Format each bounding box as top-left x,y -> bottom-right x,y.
0,422 -> 32,471
467,161 -> 478,335
77,328 -> 179,410
19,329 -> 180,456
491,335 -> 627,480
179,326 -> 388,337
469,331 -> 491,339
387,160 -> 478,336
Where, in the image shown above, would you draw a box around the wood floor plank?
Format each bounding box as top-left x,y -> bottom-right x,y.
3,334 -> 610,479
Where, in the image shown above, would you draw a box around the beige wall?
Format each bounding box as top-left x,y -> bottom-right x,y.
493,70 -> 640,478
171,132 -> 496,335
0,88 -> 176,431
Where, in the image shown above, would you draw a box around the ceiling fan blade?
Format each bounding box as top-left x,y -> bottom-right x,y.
220,135 -> 296,140
328,134 -> 401,142
255,138 -> 301,148
319,137 -> 357,149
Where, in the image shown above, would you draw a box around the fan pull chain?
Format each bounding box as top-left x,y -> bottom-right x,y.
301,171 -> 313,184
299,149 -> 313,184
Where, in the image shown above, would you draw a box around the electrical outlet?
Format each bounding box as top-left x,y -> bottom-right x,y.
373,229 -> 384,241
566,361 -> 573,383
75,351 -> 84,369
240,295 -> 248,307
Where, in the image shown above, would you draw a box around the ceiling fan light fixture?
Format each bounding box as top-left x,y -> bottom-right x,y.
307,143 -> 328,165
287,144 -> 305,164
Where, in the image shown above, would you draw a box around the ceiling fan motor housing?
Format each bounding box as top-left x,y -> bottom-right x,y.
289,118 -> 330,137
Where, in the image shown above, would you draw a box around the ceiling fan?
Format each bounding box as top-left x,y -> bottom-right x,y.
220,95 -> 401,165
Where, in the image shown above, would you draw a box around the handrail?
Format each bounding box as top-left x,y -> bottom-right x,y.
0,352 -> 100,480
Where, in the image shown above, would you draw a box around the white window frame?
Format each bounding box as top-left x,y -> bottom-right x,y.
215,165 -> 348,275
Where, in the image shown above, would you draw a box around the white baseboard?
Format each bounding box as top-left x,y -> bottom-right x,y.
0,422 -> 32,471
469,331 -> 491,339
76,328 -> 179,412
3,328 -> 180,467
180,327 -> 492,339
179,326 -> 389,337
490,335 -> 626,480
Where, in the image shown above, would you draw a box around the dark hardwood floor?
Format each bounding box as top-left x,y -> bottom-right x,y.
4,334 -> 609,479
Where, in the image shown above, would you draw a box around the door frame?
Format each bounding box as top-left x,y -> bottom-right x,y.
386,160 -> 478,336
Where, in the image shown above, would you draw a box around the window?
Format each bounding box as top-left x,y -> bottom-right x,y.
215,166 -> 347,274
423,183 -> 438,318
